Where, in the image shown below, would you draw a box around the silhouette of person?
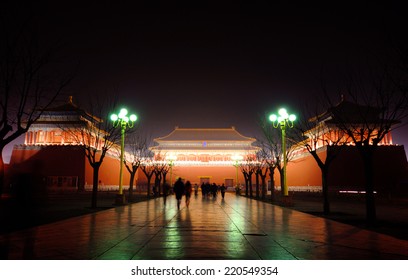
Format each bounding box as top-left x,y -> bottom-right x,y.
185,180 -> 192,207
163,182 -> 170,205
220,184 -> 226,199
173,177 -> 185,210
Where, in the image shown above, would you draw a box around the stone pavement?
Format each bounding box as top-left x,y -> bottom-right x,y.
1,193 -> 407,260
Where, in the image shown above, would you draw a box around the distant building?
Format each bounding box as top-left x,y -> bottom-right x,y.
7,96 -> 408,197
8,97 -> 129,192
147,127 -> 260,187
286,97 -> 408,195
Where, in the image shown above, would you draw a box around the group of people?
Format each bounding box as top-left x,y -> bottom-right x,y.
200,182 -> 226,199
173,177 -> 192,209
168,178 -> 227,210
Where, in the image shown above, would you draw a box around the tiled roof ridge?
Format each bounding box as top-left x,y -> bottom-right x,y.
42,96 -> 102,123
155,126 -> 255,142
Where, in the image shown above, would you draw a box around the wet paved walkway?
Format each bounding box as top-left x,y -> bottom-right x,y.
1,193 -> 407,260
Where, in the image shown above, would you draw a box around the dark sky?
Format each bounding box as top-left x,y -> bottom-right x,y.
3,1 -> 408,160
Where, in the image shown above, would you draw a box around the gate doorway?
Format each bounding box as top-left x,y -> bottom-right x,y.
224,178 -> 234,188
199,177 -> 211,185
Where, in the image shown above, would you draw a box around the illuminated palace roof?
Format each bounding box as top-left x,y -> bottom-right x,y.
150,127 -> 259,153
29,96 -> 102,129
155,127 -> 255,142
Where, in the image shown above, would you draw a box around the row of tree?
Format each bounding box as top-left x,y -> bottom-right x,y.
1,9 -> 407,224
252,66 -> 408,224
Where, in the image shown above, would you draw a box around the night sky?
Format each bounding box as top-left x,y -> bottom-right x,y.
3,1 -> 408,160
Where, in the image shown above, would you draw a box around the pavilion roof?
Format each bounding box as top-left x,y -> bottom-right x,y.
40,96 -> 102,123
309,97 -> 384,124
154,127 -> 256,142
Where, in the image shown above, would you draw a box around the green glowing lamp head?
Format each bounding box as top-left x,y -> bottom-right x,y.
118,108 -> 128,118
278,108 -> 288,119
269,114 -> 277,122
110,114 -> 118,121
129,114 -> 137,122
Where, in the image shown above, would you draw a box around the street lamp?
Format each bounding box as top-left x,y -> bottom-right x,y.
111,108 -> 137,204
269,108 -> 296,197
167,154 -> 177,186
231,154 -> 243,189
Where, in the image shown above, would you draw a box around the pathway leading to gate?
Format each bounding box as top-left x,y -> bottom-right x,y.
1,193 -> 407,259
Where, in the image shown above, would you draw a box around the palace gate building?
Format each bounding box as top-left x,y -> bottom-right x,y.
148,127 -> 260,188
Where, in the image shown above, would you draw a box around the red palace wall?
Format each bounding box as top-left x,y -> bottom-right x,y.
287,151 -> 324,188
287,145 -> 408,194
8,144 -> 407,196
84,153 -> 131,190
137,165 -> 245,187
9,145 -> 86,189
8,145 -> 131,191
327,145 -> 408,194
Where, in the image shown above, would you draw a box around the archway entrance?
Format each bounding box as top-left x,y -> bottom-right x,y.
199,176 -> 211,185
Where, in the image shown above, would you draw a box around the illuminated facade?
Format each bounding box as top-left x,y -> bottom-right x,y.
286,98 -> 407,194
302,97 -> 394,150
9,97 -> 128,191
148,127 -> 260,187
7,97 -> 407,196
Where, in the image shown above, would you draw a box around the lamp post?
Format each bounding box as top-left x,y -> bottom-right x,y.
231,154 -> 243,190
269,108 -> 296,197
167,154 -> 177,186
111,108 -> 137,205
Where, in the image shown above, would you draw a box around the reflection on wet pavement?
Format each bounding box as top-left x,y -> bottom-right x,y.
1,193 -> 407,259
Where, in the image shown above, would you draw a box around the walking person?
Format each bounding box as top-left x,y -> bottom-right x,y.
211,183 -> 217,198
173,177 -> 185,210
185,180 -> 192,207
163,182 -> 170,205
220,183 -> 226,199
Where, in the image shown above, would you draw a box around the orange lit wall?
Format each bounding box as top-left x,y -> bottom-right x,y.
137,165 -> 245,187
9,145 -> 86,187
286,152 -> 324,187
9,145 -> 130,191
286,145 -> 408,194
8,144 -> 407,196
84,153 -> 131,190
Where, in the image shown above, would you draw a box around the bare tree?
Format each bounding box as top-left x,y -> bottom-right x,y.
239,155 -> 258,197
59,97 -> 119,208
153,161 -> 169,196
254,149 -> 270,200
140,158 -> 155,198
258,114 -> 297,199
256,140 -> 280,202
296,96 -> 351,214
329,69 -> 408,223
123,132 -> 151,202
0,13 -> 73,195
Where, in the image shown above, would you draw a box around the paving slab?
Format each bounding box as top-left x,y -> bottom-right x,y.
1,193 -> 407,260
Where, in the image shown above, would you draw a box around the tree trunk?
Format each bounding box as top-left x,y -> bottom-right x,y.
154,174 -> 160,197
91,165 -> 100,208
255,172 -> 260,198
261,174 -> 267,200
249,172 -> 253,198
322,166 -> 330,214
128,171 -> 136,202
157,173 -> 162,195
146,176 -> 152,198
244,173 -> 249,196
269,167 -> 275,202
0,151 -> 5,196
363,153 -> 376,224
279,168 -> 284,197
